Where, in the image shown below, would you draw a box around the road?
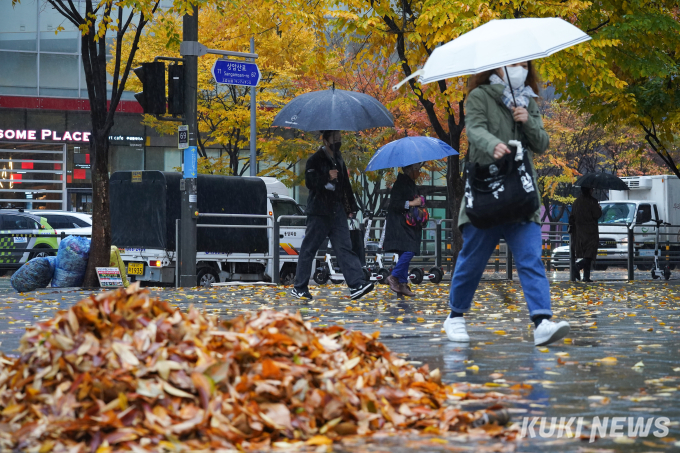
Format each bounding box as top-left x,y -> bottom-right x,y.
0,278 -> 678,451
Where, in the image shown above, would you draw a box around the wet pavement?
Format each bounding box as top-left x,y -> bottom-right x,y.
0,276 -> 678,452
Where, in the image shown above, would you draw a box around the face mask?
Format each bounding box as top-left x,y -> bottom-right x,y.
330,142 -> 342,153
504,66 -> 528,89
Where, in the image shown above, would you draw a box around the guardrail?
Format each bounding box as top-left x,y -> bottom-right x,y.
176,213 -> 275,287
135,212 -> 680,286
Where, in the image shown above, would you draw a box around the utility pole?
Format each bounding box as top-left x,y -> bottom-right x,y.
249,36 -> 257,176
179,5 -> 198,287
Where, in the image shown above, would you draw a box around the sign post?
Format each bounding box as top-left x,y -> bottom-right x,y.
249,37 -> 257,177
179,6 -> 199,288
178,38 -> 261,287
211,52 -> 260,177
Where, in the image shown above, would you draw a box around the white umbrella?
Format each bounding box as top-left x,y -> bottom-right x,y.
393,18 -> 590,89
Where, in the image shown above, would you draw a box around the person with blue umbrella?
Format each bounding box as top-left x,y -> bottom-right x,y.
382,162 -> 428,297
365,136 -> 459,172
366,137 -> 458,296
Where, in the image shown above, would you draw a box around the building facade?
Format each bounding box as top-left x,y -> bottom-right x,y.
0,0 -> 191,212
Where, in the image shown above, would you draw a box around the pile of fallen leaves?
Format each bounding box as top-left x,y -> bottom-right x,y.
0,285 -> 510,452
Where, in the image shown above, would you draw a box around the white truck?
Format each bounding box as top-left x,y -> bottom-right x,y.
601,175 -> 680,270
551,175 -> 680,271
111,172 -> 306,287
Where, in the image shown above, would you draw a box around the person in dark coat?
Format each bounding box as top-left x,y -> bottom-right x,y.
383,163 -> 424,297
290,130 -> 374,301
570,186 -> 602,282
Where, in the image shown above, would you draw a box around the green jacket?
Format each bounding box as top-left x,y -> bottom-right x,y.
459,83 -> 548,228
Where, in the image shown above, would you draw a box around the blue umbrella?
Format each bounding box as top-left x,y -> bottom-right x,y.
365,136 -> 458,172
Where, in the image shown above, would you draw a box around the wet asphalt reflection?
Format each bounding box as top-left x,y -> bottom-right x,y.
0,278 -> 678,452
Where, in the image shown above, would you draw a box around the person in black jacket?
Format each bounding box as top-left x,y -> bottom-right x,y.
383,163 -> 424,297
570,186 -> 602,282
291,130 -> 374,301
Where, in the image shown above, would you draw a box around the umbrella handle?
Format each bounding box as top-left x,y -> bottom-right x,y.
392,69 -> 424,91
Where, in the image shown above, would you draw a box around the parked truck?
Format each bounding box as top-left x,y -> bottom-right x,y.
551,175 -> 680,271
602,175 -> 680,270
111,171 -> 305,286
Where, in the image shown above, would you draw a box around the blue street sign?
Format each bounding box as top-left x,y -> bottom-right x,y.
212,59 -> 261,87
183,146 -> 197,179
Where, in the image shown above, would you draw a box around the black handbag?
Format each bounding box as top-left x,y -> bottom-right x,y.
463,141 -> 539,229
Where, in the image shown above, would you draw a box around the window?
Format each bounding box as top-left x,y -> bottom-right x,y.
0,0 -> 37,51
272,200 -> 305,227
636,204 -> 652,224
599,203 -> 636,224
42,214 -> 89,228
0,51 -> 38,95
70,216 -> 90,227
42,214 -> 72,229
2,214 -> 39,230
0,0 -> 135,98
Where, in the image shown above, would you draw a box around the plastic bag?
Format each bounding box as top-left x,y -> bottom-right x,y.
52,236 -> 91,288
110,245 -> 129,288
11,256 -> 56,292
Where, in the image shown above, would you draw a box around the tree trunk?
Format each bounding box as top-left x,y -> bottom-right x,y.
82,131 -> 112,287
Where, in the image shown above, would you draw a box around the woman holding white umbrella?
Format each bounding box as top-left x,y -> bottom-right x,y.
394,18 -> 590,346
443,61 -> 570,346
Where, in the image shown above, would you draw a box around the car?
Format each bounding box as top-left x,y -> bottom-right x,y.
551,243 -> 618,271
0,210 -> 59,267
29,211 -> 92,236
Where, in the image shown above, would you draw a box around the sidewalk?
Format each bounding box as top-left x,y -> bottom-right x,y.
0,279 -> 678,451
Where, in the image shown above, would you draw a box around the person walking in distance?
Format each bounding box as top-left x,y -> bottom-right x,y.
384,163 -> 426,297
290,130 -> 374,301
442,61 -> 571,346
570,186 -> 602,282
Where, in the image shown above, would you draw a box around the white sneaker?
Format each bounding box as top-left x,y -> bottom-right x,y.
534,319 -> 571,346
443,315 -> 470,342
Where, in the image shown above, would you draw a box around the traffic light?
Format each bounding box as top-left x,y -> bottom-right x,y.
133,62 -> 166,115
168,64 -> 185,116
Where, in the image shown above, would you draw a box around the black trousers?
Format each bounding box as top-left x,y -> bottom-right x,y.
577,258 -> 593,280
294,203 -> 364,290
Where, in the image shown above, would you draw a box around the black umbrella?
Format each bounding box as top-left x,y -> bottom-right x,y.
575,172 -> 629,190
272,86 -> 394,132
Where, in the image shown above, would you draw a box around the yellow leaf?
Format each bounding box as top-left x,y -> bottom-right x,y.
306,435 -> 333,446
597,357 -> 618,364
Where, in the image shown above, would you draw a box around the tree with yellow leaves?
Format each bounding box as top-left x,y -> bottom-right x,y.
12,0 -> 215,287
328,0 -> 593,263
539,0 -> 680,178
120,2 -> 330,178
537,101 -> 665,223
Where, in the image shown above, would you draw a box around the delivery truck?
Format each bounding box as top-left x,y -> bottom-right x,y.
551,175 -> 680,273
110,171 -> 305,286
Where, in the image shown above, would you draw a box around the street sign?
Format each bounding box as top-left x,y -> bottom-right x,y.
212,59 -> 261,87
178,125 -> 188,149
184,146 -> 197,179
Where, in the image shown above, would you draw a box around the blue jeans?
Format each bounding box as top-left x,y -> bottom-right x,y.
391,251 -> 415,283
449,222 -> 552,318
